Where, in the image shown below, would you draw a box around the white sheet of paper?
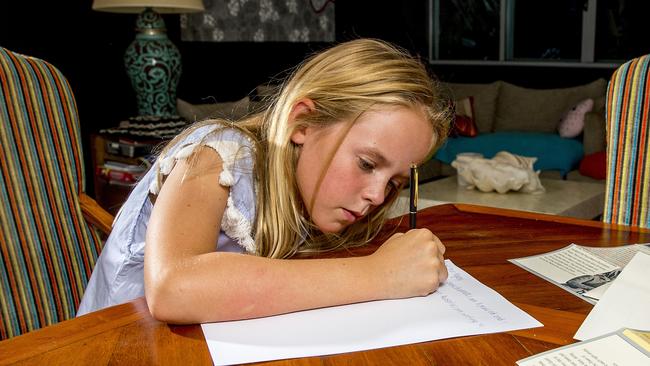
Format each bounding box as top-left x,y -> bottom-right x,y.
517,331 -> 649,366
575,252 -> 650,341
201,260 -> 542,366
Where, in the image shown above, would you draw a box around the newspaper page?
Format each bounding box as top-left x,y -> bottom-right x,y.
509,243 -> 650,304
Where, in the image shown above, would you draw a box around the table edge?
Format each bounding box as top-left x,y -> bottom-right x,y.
448,203 -> 649,233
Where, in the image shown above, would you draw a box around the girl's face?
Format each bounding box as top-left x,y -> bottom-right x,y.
291,105 -> 434,233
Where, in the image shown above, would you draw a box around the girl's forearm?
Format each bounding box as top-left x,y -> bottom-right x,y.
145,252 -> 382,324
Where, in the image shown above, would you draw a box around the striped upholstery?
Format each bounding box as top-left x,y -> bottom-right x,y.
0,47 -> 104,338
603,54 -> 650,228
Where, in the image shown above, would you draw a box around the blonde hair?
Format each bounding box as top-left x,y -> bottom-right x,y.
159,38 -> 451,259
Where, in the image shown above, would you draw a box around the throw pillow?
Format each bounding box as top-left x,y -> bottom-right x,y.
450,96 -> 478,137
443,81 -> 501,133
434,131 -> 584,177
557,98 -> 594,138
579,151 -> 606,180
177,97 -> 250,122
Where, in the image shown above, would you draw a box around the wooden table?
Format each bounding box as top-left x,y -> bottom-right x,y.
1,204 -> 648,365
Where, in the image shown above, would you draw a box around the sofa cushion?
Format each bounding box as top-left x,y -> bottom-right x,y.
582,111 -> 607,155
434,131 -> 584,176
443,81 -> 501,133
177,97 -> 250,122
494,79 -> 607,133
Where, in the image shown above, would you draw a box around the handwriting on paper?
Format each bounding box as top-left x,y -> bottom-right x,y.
437,267 -> 507,328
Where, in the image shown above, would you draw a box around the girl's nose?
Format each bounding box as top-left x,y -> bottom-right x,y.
361,180 -> 386,206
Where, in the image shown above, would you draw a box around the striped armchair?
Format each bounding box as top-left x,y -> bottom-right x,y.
603,54 -> 650,228
0,47 -> 114,338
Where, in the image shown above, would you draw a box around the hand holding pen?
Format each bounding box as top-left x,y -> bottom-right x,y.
370,163 -> 448,297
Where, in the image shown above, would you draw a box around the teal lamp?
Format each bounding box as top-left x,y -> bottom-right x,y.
93,0 -> 204,117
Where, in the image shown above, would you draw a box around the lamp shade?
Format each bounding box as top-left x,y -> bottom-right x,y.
92,0 -> 204,13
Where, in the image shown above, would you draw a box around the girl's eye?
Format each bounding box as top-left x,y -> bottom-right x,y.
385,180 -> 400,195
358,158 -> 375,172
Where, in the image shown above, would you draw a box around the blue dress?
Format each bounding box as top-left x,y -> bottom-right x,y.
77,124 -> 257,315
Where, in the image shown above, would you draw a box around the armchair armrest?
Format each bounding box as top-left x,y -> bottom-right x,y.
79,193 -> 114,235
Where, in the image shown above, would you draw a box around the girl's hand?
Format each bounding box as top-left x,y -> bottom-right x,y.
369,228 -> 448,299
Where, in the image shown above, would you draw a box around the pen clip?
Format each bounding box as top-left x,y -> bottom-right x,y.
410,163 -> 418,208
414,168 -> 418,207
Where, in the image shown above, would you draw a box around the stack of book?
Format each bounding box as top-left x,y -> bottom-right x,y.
96,138 -> 156,186
96,161 -> 146,186
96,115 -> 186,187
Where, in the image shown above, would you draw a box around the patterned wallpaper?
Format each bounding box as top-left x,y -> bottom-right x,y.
181,0 -> 335,42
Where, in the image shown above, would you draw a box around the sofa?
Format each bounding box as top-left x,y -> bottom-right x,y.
420,79 -> 608,182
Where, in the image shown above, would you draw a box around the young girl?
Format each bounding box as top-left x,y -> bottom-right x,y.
78,38 -> 452,323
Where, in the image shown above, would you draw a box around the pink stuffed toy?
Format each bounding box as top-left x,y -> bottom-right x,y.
557,98 -> 594,138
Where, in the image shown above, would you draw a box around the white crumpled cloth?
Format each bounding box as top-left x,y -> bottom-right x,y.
451,151 -> 545,194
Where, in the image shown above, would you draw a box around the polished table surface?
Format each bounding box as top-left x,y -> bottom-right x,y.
1,204 -> 648,365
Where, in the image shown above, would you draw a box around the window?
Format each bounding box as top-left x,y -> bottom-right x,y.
435,0 -> 500,60
429,0 -> 648,66
511,0 -> 583,61
594,0 -> 647,63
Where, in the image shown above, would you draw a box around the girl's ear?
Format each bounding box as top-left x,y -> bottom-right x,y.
289,98 -> 316,145
288,98 -> 316,123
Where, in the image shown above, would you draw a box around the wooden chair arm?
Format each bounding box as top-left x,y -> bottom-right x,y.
79,193 -> 114,235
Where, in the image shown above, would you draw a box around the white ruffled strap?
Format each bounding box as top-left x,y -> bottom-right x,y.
148,139 -> 256,252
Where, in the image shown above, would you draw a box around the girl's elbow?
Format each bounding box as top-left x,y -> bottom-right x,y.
145,282 -> 178,323
144,273 -> 185,323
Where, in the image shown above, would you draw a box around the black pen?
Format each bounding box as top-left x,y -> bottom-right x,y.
409,163 -> 418,229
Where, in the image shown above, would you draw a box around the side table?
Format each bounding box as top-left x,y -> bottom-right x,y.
90,134 -> 155,215
90,116 -> 187,214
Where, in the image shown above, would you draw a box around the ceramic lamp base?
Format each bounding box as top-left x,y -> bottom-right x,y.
124,7 -> 181,117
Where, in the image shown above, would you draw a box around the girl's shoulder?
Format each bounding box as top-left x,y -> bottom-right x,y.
150,122 -> 257,195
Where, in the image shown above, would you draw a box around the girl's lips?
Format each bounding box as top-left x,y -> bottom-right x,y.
342,208 -> 365,223
342,208 -> 358,223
